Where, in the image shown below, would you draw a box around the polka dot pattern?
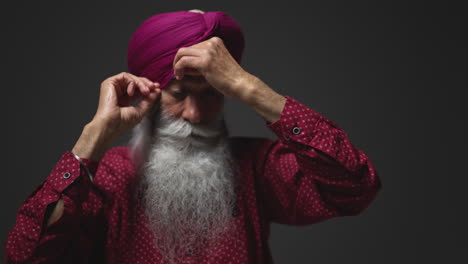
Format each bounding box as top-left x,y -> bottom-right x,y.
5,95 -> 382,263
261,96 -> 382,224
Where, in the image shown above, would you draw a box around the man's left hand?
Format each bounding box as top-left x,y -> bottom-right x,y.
173,36 -> 254,101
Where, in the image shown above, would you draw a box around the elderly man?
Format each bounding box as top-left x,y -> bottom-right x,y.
5,9 -> 382,264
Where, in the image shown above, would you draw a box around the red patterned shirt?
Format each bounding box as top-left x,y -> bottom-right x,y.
5,96 -> 382,263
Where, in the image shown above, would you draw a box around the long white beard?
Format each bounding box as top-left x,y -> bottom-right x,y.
128,108 -> 238,263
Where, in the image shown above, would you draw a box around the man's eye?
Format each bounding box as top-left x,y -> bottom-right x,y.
171,90 -> 187,99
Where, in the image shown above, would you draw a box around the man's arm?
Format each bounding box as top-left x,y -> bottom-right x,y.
232,72 -> 286,123
5,72 -> 161,263
229,50 -> 381,224
254,95 -> 382,224
43,119 -> 121,226
236,73 -> 343,166
172,36 -> 382,224
5,150 -> 104,263
234,73 -> 382,224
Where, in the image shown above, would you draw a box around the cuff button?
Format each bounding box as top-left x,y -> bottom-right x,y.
292,127 -> 301,135
63,172 -> 71,179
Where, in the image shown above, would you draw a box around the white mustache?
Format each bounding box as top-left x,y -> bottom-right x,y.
156,111 -> 222,139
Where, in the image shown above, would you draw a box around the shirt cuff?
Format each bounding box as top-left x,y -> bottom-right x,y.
266,95 -> 323,146
44,151 -> 94,193
70,151 -> 98,183
80,157 -> 98,174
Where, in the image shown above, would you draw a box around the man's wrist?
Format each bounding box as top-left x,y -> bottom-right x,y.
72,121 -> 116,162
71,151 -> 97,183
237,74 -> 286,123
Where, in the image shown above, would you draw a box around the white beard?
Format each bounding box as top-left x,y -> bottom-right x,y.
128,108 -> 238,264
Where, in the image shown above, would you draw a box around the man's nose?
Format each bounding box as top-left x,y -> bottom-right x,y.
182,96 -> 202,124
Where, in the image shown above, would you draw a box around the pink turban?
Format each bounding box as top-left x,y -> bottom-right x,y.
127,10 -> 245,89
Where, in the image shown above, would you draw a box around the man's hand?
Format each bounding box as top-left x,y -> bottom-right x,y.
173,37 -> 253,101
93,72 -> 161,134
173,37 -> 286,123
72,72 -> 161,161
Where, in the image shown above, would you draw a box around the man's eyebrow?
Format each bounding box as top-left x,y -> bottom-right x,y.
169,85 -> 185,90
181,82 -> 212,92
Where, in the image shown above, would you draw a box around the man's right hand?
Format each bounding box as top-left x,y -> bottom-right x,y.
72,72 -> 161,162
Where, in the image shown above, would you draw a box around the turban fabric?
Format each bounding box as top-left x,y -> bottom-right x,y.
127,10 -> 245,89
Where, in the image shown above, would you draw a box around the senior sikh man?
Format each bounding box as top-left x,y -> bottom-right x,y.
6,9 -> 382,264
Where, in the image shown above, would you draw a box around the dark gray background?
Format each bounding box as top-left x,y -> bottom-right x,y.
1,0 -> 466,263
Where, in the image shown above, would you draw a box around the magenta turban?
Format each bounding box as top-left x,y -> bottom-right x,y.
127,10 -> 245,89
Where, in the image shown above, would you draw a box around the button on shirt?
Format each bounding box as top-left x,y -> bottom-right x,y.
5,96 -> 382,263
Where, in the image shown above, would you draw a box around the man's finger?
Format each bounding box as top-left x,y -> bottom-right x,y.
174,56 -> 202,80
182,68 -> 202,76
115,72 -> 136,85
139,76 -> 159,91
127,81 -> 135,96
113,72 -> 148,97
173,47 -> 205,69
134,88 -> 161,116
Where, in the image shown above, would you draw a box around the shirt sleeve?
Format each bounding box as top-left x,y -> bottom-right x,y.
5,151 -> 106,263
257,95 -> 382,225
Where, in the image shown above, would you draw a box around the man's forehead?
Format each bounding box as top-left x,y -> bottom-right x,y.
170,75 -> 213,91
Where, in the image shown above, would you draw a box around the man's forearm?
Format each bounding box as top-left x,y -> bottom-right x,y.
72,120 -> 117,162
238,73 -> 287,123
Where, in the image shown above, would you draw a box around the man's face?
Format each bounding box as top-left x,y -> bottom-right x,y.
160,75 -> 224,125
